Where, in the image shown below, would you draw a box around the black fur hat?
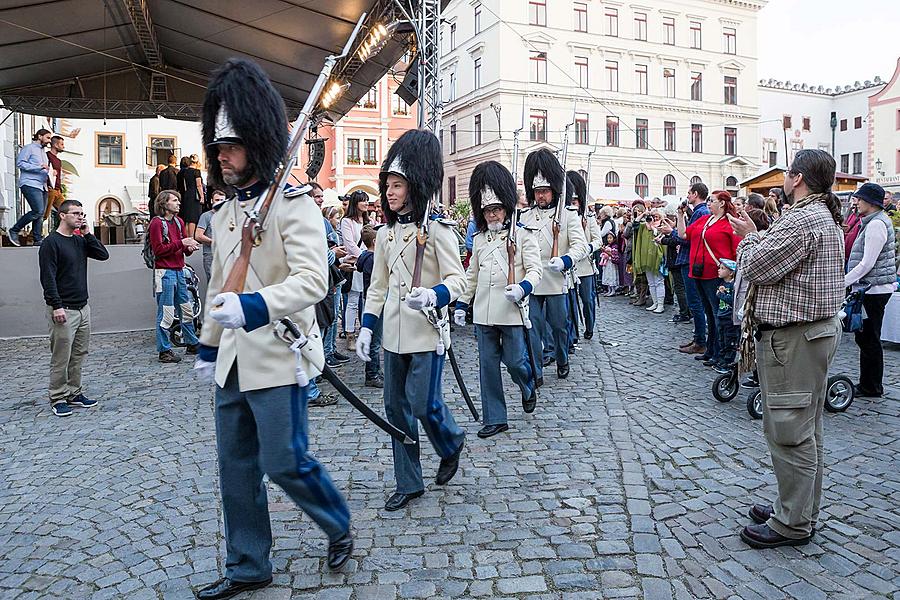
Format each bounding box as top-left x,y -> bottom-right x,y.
202,58 -> 287,188
469,161 -> 517,233
379,129 -> 443,226
524,148 -> 564,206
566,170 -> 587,216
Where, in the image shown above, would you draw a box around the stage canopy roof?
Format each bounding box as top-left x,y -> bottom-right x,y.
0,0 -> 409,120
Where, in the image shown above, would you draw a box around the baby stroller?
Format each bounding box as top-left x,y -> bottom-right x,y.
168,264 -> 203,347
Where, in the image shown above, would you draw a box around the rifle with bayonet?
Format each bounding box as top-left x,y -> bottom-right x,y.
554,114 -> 581,339
507,208 -> 540,400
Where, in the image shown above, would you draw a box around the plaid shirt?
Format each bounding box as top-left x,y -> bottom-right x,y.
737,199 -> 844,327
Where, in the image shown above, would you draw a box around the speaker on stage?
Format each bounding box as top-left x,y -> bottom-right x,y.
306,138 -> 326,179
395,56 -> 420,107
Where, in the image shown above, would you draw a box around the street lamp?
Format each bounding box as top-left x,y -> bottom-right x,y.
875,158 -> 884,176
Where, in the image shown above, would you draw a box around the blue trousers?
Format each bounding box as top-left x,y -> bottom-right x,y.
215,367 -> 350,582
695,278 -> 722,362
528,294 -> 569,377
12,185 -> 47,242
716,314 -> 739,365
475,324 -> 533,426
566,288 -> 578,347
155,269 -> 198,352
323,288 -> 339,360
578,275 -> 596,335
682,265 -> 706,346
383,350 -> 465,494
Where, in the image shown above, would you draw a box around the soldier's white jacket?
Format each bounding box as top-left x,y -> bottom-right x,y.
575,212 -> 602,278
457,226 -> 543,326
519,204 -> 589,295
362,216 -> 467,354
199,184 -> 326,392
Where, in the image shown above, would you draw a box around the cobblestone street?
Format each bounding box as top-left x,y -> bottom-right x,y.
1,296 -> 898,600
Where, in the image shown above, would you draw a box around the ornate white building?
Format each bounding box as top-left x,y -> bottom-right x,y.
439,0 -> 765,205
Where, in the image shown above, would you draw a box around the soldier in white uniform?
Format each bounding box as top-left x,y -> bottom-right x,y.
567,170 -> 602,340
191,59 -> 353,600
453,161 -> 543,439
355,129 -> 468,512
519,149 -> 589,380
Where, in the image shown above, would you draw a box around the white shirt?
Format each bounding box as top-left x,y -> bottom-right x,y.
844,218 -> 896,294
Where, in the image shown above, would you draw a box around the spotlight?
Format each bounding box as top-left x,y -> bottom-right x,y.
321,81 -> 351,109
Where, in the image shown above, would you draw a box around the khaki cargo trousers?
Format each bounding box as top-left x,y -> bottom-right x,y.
47,305 -> 91,405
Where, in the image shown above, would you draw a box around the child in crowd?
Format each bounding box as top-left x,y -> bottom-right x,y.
599,232 -> 620,296
714,258 -> 740,373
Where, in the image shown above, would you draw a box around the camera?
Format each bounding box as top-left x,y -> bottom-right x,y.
692,262 -> 704,277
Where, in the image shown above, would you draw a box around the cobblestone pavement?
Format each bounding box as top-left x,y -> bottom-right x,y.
1,296 -> 898,600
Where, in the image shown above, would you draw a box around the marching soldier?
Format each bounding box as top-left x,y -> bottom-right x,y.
355,129 -> 468,512
520,149 -> 589,380
453,161 -> 542,438
567,170 -> 602,340
192,58 -> 352,600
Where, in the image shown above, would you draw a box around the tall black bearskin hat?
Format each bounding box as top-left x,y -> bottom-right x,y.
379,129 -> 443,226
469,160 -> 517,233
524,148 -> 565,206
202,58 -> 288,188
566,170 -> 587,216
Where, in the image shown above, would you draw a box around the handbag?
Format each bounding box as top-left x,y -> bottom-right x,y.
840,287 -> 868,333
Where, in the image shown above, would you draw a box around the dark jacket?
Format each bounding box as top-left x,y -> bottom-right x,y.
669,202 -> 709,266
158,166 -> 178,191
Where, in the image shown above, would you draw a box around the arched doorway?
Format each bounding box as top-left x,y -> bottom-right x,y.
96,196 -> 124,244
97,196 -> 123,221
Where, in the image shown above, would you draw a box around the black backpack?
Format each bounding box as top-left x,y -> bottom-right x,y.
141,216 -> 183,268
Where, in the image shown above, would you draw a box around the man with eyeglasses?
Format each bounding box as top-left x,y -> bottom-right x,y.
38,199 -> 109,417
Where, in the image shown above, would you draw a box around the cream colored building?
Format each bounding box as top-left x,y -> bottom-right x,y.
440,0 -> 765,206
869,57 -> 900,195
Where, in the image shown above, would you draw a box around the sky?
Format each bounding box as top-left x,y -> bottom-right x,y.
757,0 -> 900,86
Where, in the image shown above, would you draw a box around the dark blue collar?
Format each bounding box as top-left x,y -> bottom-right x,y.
235,180 -> 268,202
397,212 -> 416,224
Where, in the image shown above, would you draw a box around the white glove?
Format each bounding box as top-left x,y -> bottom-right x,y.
504,284 -> 525,303
548,257 -> 566,272
454,309 -> 467,327
193,358 -> 216,383
210,292 -> 246,329
355,327 -> 373,362
406,286 -> 437,310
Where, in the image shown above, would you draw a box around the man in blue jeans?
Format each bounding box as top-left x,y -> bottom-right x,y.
10,128 -> 53,246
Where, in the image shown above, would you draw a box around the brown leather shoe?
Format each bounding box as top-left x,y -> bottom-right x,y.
678,343 -> 706,354
679,341 -> 695,349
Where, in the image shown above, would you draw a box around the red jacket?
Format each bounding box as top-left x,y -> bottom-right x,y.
149,216 -> 192,270
684,214 -> 741,279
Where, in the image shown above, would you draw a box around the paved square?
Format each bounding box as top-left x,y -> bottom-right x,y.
1,296 -> 898,599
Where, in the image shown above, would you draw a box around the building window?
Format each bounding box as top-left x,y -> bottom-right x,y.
802,116 -> 811,132
575,113 -> 589,144
346,138 -> 360,164
146,135 -> 176,166
605,61 -> 618,92
605,171 -> 620,187
724,76 -> 737,105
726,176 -> 738,188
574,2 -> 588,32
664,68 -> 675,98
724,127 -> 737,156
840,154 -> 849,173
663,174 -> 677,196
664,121 -> 676,151
691,124 -> 702,153
530,109 -> 547,141
635,173 -> 649,198
358,87 -> 377,109
575,56 -> 589,88
450,22 -> 456,50
474,114 -> 482,146
529,0 -> 546,26
690,21 -> 702,49
450,124 -> 457,154
634,12 -> 647,41
723,27 -> 736,54
690,175 -> 703,185
605,8 -> 618,36
635,64 -> 648,95
363,139 -> 377,165
97,133 -> 124,166
530,51 -> 547,84
474,4 -> 482,33
393,94 -> 409,116
663,17 -> 675,45
784,115 -> 793,130
474,57 -> 482,89
448,176 -> 457,205
854,116 -> 862,129
606,116 -> 619,147
449,71 -> 457,101
636,119 -> 648,149
896,109 -> 900,130
840,118 -> 847,131
769,151 -> 778,167
853,152 -> 862,174
690,71 -> 702,101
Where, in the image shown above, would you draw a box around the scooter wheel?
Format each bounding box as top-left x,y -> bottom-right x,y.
747,390 -> 763,420
824,375 -> 854,413
712,372 -> 738,402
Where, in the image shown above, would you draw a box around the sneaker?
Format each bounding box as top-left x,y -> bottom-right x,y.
365,376 -> 384,388
741,375 -> 760,389
653,304 -> 665,314
332,351 -> 352,364
8,230 -> 20,246
52,402 -> 73,417
325,356 -> 343,369
159,350 -> 182,363
712,364 -> 732,374
68,394 -> 98,408
309,394 -> 338,407
185,344 -> 199,355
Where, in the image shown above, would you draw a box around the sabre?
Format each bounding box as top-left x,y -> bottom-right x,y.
507,207 -> 540,398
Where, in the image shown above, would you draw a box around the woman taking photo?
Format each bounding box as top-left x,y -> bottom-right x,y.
676,190 -> 741,366
340,190 -> 370,340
